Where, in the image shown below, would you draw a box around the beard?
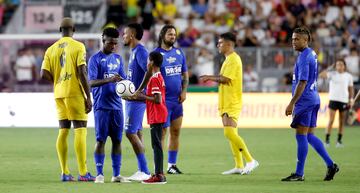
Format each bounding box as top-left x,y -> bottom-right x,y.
163,39 -> 175,47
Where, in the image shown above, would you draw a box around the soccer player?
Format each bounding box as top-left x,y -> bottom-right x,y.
155,24 -> 188,174
199,32 -> 259,175
137,51 -> 168,184
88,27 -> 129,183
122,23 -> 150,181
40,17 -> 95,181
319,59 -> 354,147
282,27 -> 339,181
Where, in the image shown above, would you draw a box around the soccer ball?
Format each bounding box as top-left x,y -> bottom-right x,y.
116,80 -> 135,97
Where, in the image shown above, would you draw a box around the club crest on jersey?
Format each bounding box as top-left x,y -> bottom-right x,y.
165,65 -> 182,76
176,49 -> 181,55
166,56 -> 176,64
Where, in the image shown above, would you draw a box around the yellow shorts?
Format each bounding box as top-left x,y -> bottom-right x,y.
55,96 -> 87,121
220,110 -> 240,123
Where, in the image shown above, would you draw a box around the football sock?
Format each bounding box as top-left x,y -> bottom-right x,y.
307,133 -> 334,167
337,133 -> 342,143
295,134 -> 308,176
168,150 -> 178,166
74,128 -> 88,176
56,128 -> 70,175
229,141 -> 244,168
151,124 -> 164,174
136,153 -> 150,174
325,134 -> 330,143
111,153 -> 121,177
94,153 -> 105,176
224,127 -> 253,162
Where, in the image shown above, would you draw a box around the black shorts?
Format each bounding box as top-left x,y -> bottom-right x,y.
328,100 -> 349,112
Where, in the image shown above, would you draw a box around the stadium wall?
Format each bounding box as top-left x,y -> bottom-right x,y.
0,93 -> 336,128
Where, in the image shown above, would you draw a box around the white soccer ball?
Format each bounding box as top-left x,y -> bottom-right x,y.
116,80 -> 135,97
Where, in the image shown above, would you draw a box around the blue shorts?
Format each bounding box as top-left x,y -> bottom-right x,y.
94,109 -> 123,142
291,104 -> 320,129
125,101 -> 146,134
163,100 -> 183,128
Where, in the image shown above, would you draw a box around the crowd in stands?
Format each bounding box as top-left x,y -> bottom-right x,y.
0,0 -> 19,32
1,0 -> 360,92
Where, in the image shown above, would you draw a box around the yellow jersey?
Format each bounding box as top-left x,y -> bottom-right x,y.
42,37 -> 86,98
218,52 -> 243,116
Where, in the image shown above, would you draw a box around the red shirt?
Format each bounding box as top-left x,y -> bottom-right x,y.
146,72 -> 168,124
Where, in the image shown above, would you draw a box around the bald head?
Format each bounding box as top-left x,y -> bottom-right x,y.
59,17 -> 75,36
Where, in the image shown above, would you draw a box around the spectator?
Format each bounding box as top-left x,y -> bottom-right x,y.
14,48 -> 35,84
243,64 -> 259,92
192,0 -> 208,18
193,48 -> 215,86
344,48 -> 360,84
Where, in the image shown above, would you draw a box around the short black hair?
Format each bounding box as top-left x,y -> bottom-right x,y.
127,23 -> 144,40
102,27 -> 119,38
158,24 -> 177,47
149,51 -> 163,67
293,26 -> 311,42
219,32 -> 236,44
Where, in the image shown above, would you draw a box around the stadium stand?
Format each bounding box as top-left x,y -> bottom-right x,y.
0,0 -> 359,92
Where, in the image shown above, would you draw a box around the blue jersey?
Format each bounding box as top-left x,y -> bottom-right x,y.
292,47 -> 320,106
154,47 -> 188,101
127,44 -> 148,90
88,51 -> 126,110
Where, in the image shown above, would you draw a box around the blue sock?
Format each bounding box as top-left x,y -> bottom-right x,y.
295,134 -> 308,176
136,153 -> 149,174
307,133 -> 334,167
111,153 -> 121,177
94,153 -> 105,176
168,150 -> 178,165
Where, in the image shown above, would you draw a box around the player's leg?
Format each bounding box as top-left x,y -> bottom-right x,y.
125,103 -> 150,180
55,98 -> 73,181
167,102 -> 184,174
93,110 -> 109,183
337,109 -> 346,147
68,96 -> 94,181
222,113 -> 257,175
221,141 -> 244,175
325,106 -> 336,146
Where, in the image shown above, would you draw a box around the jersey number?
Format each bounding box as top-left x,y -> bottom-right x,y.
60,52 -> 66,68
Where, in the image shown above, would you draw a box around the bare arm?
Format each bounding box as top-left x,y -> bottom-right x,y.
179,71 -> 189,103
199,75 -> 232,84
285,80 -> 307,116
135,66 -> 153,93
40,69 -> 53,83
349,85 -> 354,107
89,74 -> 122,87
78,64 -> 92,113
319,70 -> 328,79
137,92 -> 162,104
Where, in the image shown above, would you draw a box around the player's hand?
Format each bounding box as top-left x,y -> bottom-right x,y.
179,90 -> 186,103
111,74 -> 122,82
85,98 -> 92,114
285,103 -> 294,116
349,99 -> 354,109
199,75 -> 210,82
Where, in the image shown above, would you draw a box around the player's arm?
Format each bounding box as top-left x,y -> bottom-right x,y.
40,69 -> 53,83
349,85 -> 354,107
199,75 -> 231,84
78,64 -> 92,113
179,71 -> 189,103
285,80 -> 307,116
89,74 -> 122,87
135,69 -> 153,93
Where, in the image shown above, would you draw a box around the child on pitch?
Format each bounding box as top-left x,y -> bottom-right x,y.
135,51 -> 168,184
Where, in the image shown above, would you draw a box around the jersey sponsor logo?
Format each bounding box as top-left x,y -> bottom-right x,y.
104,73 -> 117,78
57,72 -> 72,83
165,65 -> 182,76
166,56 -> 177,64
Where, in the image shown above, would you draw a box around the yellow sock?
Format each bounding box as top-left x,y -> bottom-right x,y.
56,129 -> 70,175
74,128 -> 88,176
229,141 -> 244,168
224,127 -> 254,162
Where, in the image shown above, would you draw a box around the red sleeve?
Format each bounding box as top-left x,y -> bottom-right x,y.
150,77 -> 161,95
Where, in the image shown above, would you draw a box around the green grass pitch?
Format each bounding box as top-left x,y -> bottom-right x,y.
0,127 -> 359,193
